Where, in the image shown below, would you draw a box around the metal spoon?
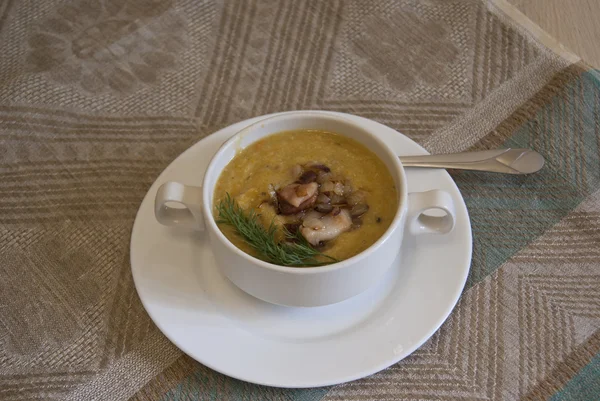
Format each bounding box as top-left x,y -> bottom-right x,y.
399,148 -> 545,174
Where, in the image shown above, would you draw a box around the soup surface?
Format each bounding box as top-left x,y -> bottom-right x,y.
213,130 -> 398,264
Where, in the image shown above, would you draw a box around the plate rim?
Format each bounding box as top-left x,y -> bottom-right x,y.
130,110 -> 472,388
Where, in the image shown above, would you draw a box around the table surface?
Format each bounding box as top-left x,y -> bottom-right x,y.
510,0 -> 600,67
1,1 -> 598,399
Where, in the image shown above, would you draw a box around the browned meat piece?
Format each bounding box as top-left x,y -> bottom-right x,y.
298,170 -> 317,184
277,182 -> 318,215
300,209 -> 352,246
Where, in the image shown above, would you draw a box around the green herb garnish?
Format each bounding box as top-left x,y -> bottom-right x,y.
216,194 -> 338,267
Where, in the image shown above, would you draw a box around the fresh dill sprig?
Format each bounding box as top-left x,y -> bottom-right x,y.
215,193 -> 338,267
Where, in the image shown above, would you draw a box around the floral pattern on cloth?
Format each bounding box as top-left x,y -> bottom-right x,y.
26,0 -> 187,94
352,10 -> 459,91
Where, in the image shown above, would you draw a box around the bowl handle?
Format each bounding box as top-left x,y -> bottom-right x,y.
154,181 -> 205,231
406,190 -> 455,235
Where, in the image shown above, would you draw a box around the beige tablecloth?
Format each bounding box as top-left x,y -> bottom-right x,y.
1,0 -> 598,400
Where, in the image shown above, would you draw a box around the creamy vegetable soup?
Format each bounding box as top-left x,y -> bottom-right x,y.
213,130 -> 398,266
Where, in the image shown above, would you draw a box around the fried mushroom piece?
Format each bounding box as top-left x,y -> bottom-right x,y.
300,208 -> 352,246
277,182 -> 318,215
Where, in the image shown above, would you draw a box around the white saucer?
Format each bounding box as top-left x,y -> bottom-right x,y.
130,112 -> 472,388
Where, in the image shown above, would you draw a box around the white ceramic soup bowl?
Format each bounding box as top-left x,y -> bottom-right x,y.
154,111 -> 455,307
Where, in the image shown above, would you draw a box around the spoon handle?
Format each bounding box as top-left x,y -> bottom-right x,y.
399,148 -> 545,174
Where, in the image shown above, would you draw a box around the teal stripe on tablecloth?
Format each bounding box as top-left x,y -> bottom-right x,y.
454,69 -> 600,288
549,351 -> 600,401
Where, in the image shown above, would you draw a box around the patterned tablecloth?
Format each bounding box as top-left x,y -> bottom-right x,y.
1,0 -> 598,399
